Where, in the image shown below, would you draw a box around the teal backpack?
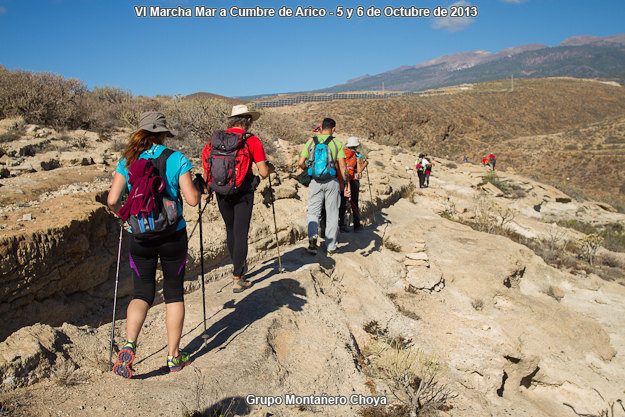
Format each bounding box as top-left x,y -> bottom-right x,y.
307,136 -> 338,180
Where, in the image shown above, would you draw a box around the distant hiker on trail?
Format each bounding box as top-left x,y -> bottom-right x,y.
202,105 -> 274,293
339,136 -> 367,232
107,111 -> 201,378
482,157 -> 490,167
298,118 -> 350,256
488,153 -> 496,170
414,153 -> 426,188
423,154 -> 433,188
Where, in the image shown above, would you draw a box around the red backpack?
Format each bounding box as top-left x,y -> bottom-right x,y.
202,131 -> 253,195
344,148 -> 359,180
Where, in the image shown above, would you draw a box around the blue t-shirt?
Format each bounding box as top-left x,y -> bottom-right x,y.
115,145 -> 193,231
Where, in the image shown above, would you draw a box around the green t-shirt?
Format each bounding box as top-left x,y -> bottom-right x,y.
300,135 -> 346,160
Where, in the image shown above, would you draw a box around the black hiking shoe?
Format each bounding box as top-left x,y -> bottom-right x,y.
339,226 -> 350,233
306,236 -> 318,255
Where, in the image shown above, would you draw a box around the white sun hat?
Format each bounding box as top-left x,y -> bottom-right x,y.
346,136 -> 361,147
228,104 -> 261,121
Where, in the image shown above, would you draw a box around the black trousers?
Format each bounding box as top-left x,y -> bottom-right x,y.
129,228 -> 188,305
417,170 -> 425,188
339,179 -> 361,229
216,190 -> 254,277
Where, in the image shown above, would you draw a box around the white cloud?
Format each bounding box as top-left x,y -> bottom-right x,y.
432,1 -> 476,32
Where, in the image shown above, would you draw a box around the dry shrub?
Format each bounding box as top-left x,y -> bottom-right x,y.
600,252 -> 623,268
0,65 -> 88,128
359,404 -> 410,417
363,320 -> 386,337
370,340 -> 455,416
471,299 -> 484,311
52,361 -> 86,386
383,239 -> 402,253
164,96 -> 229,156
578,234 -> 604,266
254,111 -> 309,145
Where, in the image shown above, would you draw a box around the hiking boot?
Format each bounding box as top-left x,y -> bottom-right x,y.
339,226 -> 350,233
306,236 -> 318,255
113,340 -> 136,379
233,276 -> 252,293
326,248 -> 337,257
167,351 -> 190,373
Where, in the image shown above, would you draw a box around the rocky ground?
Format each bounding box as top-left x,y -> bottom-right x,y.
1,120 -> 624,417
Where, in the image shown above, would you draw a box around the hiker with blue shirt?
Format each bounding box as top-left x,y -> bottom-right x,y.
297,118 -> 350,256
107,111 -> 201,378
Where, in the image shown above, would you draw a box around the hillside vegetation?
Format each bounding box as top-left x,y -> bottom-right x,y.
271,78 -> 625,210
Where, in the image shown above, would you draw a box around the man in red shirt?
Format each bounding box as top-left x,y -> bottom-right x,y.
488,153 -> 496,170
202,105 -> 274,292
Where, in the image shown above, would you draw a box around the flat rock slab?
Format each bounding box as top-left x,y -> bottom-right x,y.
482,182 -> 504,197
406,252 -> 428,261
406,268 -> 444,292
405,259 -> 429,267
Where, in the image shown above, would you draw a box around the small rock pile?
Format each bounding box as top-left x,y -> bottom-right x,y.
404,238 -> 445,293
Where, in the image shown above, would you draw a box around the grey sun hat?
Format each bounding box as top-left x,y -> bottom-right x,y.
228,105 -> 261,121
138,111 -> 177,137
346,136 -> 360,147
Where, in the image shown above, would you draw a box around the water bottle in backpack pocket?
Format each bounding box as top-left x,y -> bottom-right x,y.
307,136 -> 337,180
127,193 -> 180,239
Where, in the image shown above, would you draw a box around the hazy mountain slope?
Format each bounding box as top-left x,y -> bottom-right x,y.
317,34 -> 625,93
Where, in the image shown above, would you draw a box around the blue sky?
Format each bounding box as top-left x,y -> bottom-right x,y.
0,0 -> 623,97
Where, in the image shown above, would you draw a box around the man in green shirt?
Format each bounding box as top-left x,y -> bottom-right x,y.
297,118 -> 350,256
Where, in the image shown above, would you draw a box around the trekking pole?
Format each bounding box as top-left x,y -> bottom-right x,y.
109,224 -> 124,370
188,199 -> 210,240
267,172 -> 285,273
198,201 -> 209,344
365,165 -> 376,225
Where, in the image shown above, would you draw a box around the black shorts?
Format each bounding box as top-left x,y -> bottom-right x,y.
128,228 -> 188,305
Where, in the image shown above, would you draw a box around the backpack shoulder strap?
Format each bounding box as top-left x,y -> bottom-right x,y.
152,148 -> 174,175
328,137 -> 339,162
152,148 -> 178,201
308,137 -> 318,161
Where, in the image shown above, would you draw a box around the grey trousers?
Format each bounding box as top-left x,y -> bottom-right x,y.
307,178 -> 341,251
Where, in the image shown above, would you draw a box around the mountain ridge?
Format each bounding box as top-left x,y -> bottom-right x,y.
315,33 -> 625,93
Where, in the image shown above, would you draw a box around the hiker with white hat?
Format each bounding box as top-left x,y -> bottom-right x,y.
339,136 -> 368,232
202,105 -> 274,293
107,111 -> 201,377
